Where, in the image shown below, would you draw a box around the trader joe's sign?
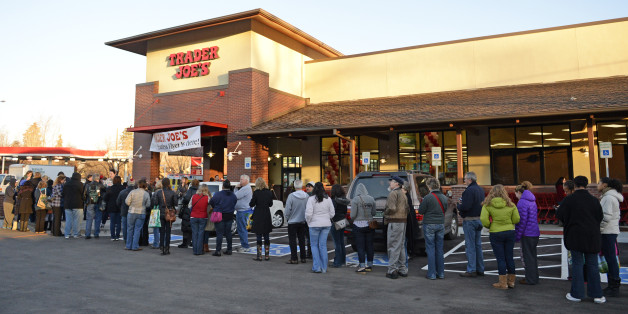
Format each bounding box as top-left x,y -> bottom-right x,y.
169,46 -> 219,79
150,126 -> 201,152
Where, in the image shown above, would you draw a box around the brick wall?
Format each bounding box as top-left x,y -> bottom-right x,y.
132,68 -> 305,183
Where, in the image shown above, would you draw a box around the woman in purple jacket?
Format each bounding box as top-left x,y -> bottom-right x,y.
514,181 -> 540,285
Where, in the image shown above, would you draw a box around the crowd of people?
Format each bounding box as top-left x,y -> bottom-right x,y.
1,169 -> 623,303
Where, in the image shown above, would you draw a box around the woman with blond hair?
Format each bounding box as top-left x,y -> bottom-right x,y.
189,184 -> 211,255
34,179 -> 49,234
249,177 -> 274,261
481,184 -> 520,289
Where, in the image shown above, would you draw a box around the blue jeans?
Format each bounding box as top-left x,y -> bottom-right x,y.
64,209 -> 81,237
191,218 -> 208,255
352,225 -> 374,267
489,230 -> 515,275
570,250 -> 603,299
236,211 -> 250,249
601,234 -> 620,281
109,213 -> 121,239
153,227 -> 160,248
330,226 -> 346,266
215,218 -> 233,252
462,219 -> 484,273
85,204 -> 95,237
309,226 -> 331,273
93,204 -> 102,236
125,213 -> 145,250
121,216 -> 128,243
424,223 -> 445,279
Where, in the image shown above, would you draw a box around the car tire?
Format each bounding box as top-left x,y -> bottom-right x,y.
272,211 -> 284,228
445,215 -> 459,240
231,221 -> 237,235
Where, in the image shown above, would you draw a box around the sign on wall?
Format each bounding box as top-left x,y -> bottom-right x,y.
169,46 -> 220,79
150,126 -> 201,152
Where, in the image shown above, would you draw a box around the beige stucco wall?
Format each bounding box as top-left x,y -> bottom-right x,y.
146,31 -> 308,95
305,20 -> 628,103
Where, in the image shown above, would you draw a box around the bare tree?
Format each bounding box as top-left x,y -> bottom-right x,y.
38,116 -> 60,147
22,123 -> 44,147
0,129 -> 10,147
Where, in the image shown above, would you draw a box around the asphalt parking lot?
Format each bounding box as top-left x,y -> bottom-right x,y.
1,225 -> 627,313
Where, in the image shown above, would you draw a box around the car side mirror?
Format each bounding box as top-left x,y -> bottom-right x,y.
446,190 -> 453,198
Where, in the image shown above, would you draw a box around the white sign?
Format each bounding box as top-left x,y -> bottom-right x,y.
432,147 -> 442,161
432,160 -> 442,166
149,126 -> 201,153
361,152 -> 370,165
244,157 -> 251,169
599,142 -> 613,159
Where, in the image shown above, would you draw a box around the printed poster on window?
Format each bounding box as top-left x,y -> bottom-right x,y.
150,126 -> 201,153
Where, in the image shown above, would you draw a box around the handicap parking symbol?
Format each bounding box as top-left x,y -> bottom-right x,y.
346,252 -> 389,267
239,244 -> 294,257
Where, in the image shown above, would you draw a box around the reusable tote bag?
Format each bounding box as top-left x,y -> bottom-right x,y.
148,206 -> 161,228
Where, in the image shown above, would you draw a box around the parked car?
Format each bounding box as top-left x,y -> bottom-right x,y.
199,181 -> 285,234
345,171 -> 459,255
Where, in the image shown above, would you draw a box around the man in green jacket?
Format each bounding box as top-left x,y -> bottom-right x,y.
384,176 -> 409,279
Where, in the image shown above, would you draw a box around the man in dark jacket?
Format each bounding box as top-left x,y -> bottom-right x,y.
419,178 -> 447,280
558,176 -> 605,303
62,172 -> 85,238
178,179 -> 197,248
457,171 -> 485,277
104,176 -> 125,241
117,180 -> 135,244
209,180 -> 237,256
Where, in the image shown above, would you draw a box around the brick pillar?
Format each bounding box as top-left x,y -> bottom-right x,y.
131,82 -> 159,181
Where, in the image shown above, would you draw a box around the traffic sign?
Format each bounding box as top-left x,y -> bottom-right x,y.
244,157 -> 251,169
599,142 -> 613,158
432,147 -> 442,161
361,152 -> 370,165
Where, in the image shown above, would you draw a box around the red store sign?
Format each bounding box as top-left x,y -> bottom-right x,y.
169,46 -> 219,79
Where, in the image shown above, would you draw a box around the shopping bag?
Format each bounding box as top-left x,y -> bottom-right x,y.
599,255 -> 608,273
148,208 -> 161,228
205,220 -> 215,232
210,211 -> 222,223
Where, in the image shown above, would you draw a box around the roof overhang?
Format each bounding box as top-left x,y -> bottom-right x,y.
0,147 -> 109,159
105,9 -> 342,58
126,121 -> 228,137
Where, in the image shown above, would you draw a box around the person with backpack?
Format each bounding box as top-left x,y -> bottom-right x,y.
84,177 -> 103,239
418,178 -> 447,280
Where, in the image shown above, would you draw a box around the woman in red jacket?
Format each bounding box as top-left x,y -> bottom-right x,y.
189,185 -> 211,255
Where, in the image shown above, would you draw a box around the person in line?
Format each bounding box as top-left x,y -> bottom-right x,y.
125,180 -> 150,251
514,181 -> 540,285
189,184 -> 211,256
305,182 -> 335,273
3,178 -> 16,229
178,179 -> 196,249
50,175 -> 65,236
34,180 -> 49,234
156,178 -> 178,255
84,177 -> 104,240
557,176 -> 605,304
284,180 -> 309,264
249,177 -> 274,261
62,173 -> 84,238
234,175 -> 253,253
304,181 -> 315,259
20,170 -> 33,186
555,177 -> 567,204
150,181 -> 163,249
104,176 -> 125,241
481,184 -> 520,289
384,176 -> 409,279
45,178 -> 54,233
350,183 -> 376,274
458,171 -> 486,277
210,180 -> 237,256
329,184 -> 349,268
117,179 -> 135,244
418,178 -> 447,280
17,181 -> 35,232
403,181 -> 419,266
598,177 -> 623,297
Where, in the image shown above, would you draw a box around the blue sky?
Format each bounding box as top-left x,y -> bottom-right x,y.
0,0 -> 626,149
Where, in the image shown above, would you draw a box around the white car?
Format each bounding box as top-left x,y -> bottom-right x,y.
199,181 -> 285,234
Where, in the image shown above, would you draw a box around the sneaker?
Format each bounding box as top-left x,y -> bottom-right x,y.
356,267 -> 367,274
111,238 -> 116,241
223,250 -> 232,255
594,296 -> 606,304
73,235 -> 81,238
178,244 -> 188,248
565,293 -> 581,302
459,272 -> 477,278
65,236 -> 70,239
212,251 -> 222,256
426,276 -> 437,280
476,272 -> 485,276
386,271 -> 399,279
365,266 -> 373,272
94,235 -> 99,239
240,247 -> 251,253
85,236 -> 91,240
398,272 -> 408,278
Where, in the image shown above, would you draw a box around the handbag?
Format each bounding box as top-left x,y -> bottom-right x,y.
210,210 -> 222,223
163,190 -> 177,223
358,195 -> 378,229
148,206 -> 161,228
334,218 -> 349,230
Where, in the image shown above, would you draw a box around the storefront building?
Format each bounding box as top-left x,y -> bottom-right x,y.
107,9 -> 628,191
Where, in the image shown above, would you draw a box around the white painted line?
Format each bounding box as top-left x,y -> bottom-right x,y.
443,253 -> 561,265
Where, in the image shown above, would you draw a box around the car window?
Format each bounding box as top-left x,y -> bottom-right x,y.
206,185 -> 219,195
0,174 -> 6,184
415,176 -> 429,198
349,176 -> 408,200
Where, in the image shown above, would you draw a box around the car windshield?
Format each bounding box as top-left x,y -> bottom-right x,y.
349,175 -> 408,200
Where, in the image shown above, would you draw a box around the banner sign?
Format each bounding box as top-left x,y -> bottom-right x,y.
150,126 -> 201,152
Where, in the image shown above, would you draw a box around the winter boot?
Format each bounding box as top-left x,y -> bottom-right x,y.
493,275 -> 508,290
253,244 -> 262,261
507,274 -> 516,289
604,278 -> 621,297
264,244 -> 270,261
203,244 -> 210,253
160,247 -> 166,256
20,221 -> 28,232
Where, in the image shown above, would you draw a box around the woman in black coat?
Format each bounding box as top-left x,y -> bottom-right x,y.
250,177 -> 274,261
104,176 -> 125,240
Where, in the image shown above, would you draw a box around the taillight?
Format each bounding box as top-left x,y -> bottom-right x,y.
417,214 -> 424,221
346,205 -> 352,220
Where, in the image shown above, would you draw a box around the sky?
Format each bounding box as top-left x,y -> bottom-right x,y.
0,0 -> 626,150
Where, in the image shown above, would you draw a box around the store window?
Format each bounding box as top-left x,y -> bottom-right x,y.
321,136 -> 379,185
597,121 -> 628,183
490,124 -> 572,185
281,156 -> 302,189
398,131 -> 467,185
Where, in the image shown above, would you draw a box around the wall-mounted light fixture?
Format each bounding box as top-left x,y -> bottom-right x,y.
227,142 -> 242,161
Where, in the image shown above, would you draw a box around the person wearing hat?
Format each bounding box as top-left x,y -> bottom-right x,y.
384,175 -> 410,279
